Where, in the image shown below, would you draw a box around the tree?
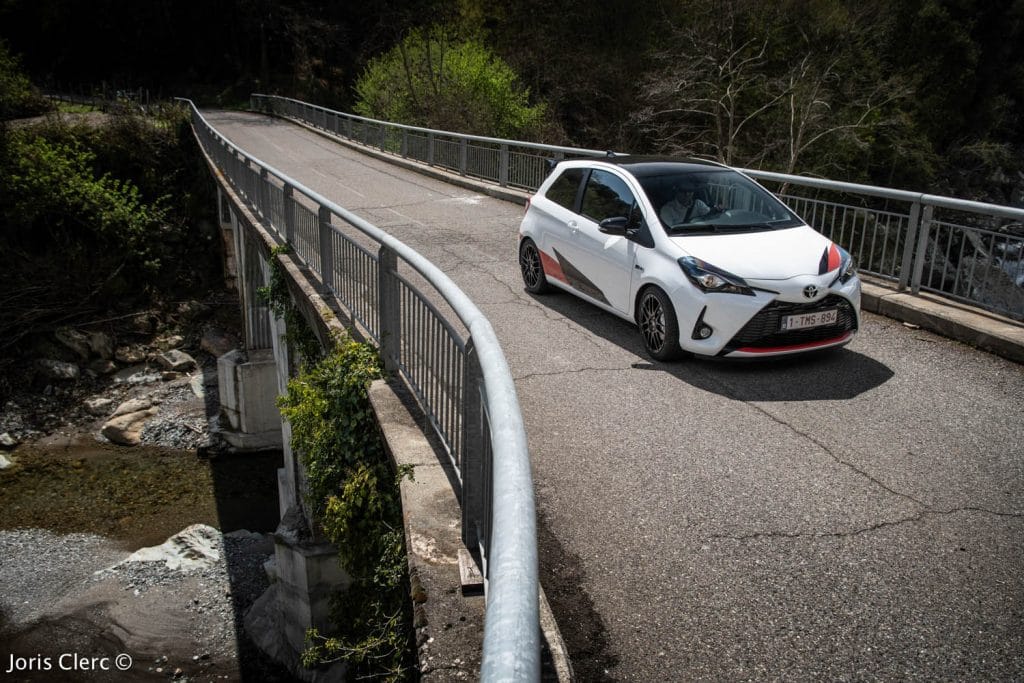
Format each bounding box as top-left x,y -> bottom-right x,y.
632,0 -> 908,178
632,1 -> 784,165
0,40 -> 49,120
353,25 -> 551,139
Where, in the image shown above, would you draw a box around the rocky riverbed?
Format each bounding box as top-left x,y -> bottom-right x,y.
0,297 -> 298,681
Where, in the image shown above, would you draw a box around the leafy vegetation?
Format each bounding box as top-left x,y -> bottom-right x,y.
354,26 -> 551,139
0,106 -> 220,355
0,40 -> 49,119
1,0 -> 1021,199
258,244 -> 325,371
277,339 -> 414,681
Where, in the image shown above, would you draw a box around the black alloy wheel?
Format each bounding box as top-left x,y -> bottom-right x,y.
638,287 -> 683,360
519,239 -> 549,294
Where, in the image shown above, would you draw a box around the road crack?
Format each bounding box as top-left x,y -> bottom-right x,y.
515,365 -> 635,383
709,506 -> 1023,543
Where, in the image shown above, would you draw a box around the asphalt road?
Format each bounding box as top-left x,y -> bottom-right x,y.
204,111 -> 1024,681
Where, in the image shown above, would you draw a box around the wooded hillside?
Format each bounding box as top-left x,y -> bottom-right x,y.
1,0 -> 1021,200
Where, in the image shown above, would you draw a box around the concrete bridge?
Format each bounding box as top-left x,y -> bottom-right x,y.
190,103 -> 1024,681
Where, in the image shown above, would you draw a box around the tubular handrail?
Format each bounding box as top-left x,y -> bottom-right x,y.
742,167 -> 1024,222
251,93 -> 1024,320
177,99 -> 539,680
253,93 -> 611,158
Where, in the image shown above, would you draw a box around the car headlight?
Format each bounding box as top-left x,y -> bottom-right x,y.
678,257 -> 754,295
833,247 -> 857,285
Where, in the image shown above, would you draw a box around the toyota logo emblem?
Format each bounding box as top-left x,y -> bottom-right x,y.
803,285 -> 819,299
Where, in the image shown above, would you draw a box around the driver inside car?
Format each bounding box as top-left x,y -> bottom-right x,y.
660,185 -> 712,226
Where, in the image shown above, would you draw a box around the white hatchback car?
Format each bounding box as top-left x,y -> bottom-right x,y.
518,156 -> 861,360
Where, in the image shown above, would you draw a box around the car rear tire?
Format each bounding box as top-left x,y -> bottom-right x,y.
638,287 -> 683,361
519,238 -> 550,294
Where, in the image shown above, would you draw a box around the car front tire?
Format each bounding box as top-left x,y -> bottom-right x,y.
638,287 -> 683,361
519,238 -> 550,294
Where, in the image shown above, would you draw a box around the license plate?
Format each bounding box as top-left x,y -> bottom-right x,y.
780,308 -> 838,331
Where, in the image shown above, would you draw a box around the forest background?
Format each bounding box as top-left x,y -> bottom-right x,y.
1,0 -> 1022,201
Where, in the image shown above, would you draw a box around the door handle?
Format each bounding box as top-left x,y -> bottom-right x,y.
568,220 -> 579,234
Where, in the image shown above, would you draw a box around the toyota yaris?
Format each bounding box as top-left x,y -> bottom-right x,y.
517,156 -> 861,360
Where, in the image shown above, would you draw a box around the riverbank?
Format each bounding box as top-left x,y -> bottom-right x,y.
0,292 -> 298,682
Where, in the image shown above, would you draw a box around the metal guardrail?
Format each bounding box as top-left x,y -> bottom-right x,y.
253,93 -> 1024,321
744,170 -> 1024,321
178,99 -> 539,681
251,94 -> 609,191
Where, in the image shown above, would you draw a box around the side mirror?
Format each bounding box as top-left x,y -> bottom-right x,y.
599,216 -> 629,236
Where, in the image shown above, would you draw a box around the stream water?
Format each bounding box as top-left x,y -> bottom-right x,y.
0,442 -> 282,548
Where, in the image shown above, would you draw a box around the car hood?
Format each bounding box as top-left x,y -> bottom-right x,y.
670,225 -> 835,280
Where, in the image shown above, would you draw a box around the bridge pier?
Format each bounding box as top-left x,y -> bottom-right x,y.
216,184 -> 348,678
215,189 -> 282,451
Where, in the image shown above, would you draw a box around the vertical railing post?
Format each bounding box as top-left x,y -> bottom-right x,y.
459,138 -> 468,176
380,123 -> 387,152
377,245 -> 401,374
427,132 -> 435,166
258,168 -> 269,220
910,204 -> 934,295
898,201 -> 922,291
283,183 -> 296,246
401,128 -> 408,158
499,144 -> 509,187
318,205 -> 334,294
460,340 -> 486,554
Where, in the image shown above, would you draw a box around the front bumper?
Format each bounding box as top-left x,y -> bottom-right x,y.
672,277 -> 862,358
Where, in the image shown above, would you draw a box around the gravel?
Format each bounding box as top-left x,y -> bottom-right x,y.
0,528 -> 124,625
0,526 -> 290,681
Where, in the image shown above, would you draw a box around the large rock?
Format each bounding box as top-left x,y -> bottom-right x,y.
55,328 -> 92,360
84,397 -> 114,416
155,334 -> 185,351
156,349 -> 197,373
119,524 -> 223,571
101,406 -> 158,446
88,359 -> 118,375
114,345 -> 148,364
200,326 -> 238,358
111,397 -> 155,417
36,359 -> 80,381
87,331 -> 114,360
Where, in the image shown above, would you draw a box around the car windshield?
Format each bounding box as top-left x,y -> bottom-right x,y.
639,169 -> 801,233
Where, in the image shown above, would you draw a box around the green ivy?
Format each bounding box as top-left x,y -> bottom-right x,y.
277,339 -> 414,680
257,244 -> 324,369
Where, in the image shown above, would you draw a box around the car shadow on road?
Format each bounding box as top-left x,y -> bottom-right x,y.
527,290 -> 895,401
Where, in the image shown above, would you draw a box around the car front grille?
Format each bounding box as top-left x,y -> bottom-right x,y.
722,295 -> 858,353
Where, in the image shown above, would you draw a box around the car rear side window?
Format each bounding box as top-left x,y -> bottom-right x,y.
545,168 -> 585,210
581,170 -> 636,223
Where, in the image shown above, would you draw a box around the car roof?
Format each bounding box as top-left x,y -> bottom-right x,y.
558,154 -> 730,178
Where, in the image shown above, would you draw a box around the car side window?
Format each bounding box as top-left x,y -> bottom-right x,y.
544,168 -> 585,210
581,169 -> 637,223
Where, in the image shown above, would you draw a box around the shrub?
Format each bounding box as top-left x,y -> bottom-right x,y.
0,40 -> 50,120
277,338 -> 414,681
354,26 -> 549,140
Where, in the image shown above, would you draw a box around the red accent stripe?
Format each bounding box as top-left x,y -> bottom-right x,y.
827,243 -> 842,272
734,331 -> 853,355
540,250 -> 568,284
